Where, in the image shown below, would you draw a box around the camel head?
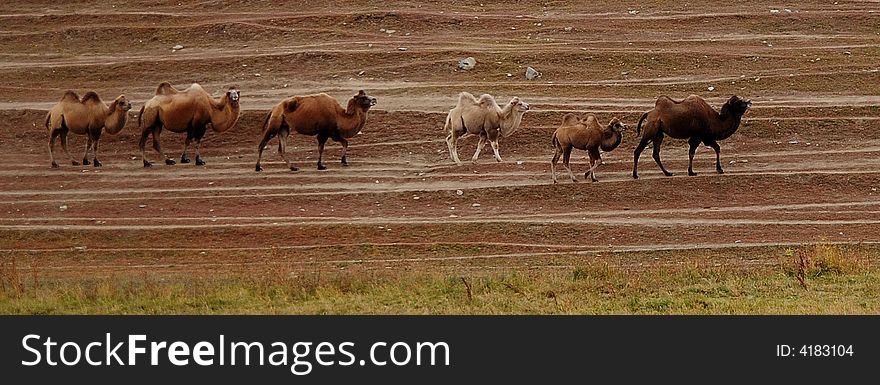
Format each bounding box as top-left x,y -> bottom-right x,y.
508,97 -> 530,113
114,95 -> 132,112
726,95 -> 751,116
354,90 -> 378,110
226,87 -> 241,107
608,117 -> 627,133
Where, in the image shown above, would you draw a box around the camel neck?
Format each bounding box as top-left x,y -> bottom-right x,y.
104,102 -> 127,134
338,99 -> 369,137
713,104 -> 742,140
600,126 -> 623,151
499,106 -> 523,137
210,96 -> 240,132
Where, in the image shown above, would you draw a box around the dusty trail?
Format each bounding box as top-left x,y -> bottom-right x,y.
0,0 -> 878,279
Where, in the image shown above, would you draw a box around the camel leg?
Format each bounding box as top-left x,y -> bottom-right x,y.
152,127 -> 175,166
194,138 -> 206,166
139,124 -> 153,167
472,133 -> 487,163
92,139 -> 102,167
180,133 -> 192,164
81,137 -> 92,166
587,149 -> 601,182
445,133 -> 459,165
48,129 -> 60,168
59,130 -> 80,166
447,130 -> 463,165
562,146 -> 577,183
488,130 -> 503,162
340,138 -> 350,166
704,138 -> 724,174
632,136 -> 651,179
316,133 -> 329,170
687,136 -> 701,176
277,129 -> 297,171
255,126 -> 276,172
652,132 -> 673,177
551,146 -> 562,184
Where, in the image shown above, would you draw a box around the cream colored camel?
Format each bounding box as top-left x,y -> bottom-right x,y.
444,92 -> 530,165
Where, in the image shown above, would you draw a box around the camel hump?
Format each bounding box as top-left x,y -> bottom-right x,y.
456,92 -> 478,106
561,113 -> 580,126
155,82 -> 180,95
81,91 -> 102,104
477,94 -> 497,106
60,90 -> 80,102
284,97 -> 299,113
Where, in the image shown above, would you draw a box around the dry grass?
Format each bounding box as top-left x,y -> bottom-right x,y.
1,244 -> 878,314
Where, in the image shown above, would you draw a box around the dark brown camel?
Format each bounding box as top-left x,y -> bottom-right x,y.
255,90 -> 377,172
633,94 -> 751,179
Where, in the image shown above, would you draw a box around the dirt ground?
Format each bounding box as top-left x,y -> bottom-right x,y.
0,1 -> 878,287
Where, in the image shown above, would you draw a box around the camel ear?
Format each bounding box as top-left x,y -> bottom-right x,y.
357,90 -> 365,96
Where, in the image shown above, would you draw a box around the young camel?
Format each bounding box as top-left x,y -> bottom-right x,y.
551,114 -> 627,183
444,92 -> 530,165
138,82 -> 240,167
255,90 -> 377,172
633,94 -> 751,179
45,91 -> 132,168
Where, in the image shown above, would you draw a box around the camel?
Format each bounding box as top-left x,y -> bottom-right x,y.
138,82 -> 241,167
633,94 -> 751,179
551,114 -> 627,183
45,91 -> 132,168
255,90 -> 377,172
444,92 -> 530,165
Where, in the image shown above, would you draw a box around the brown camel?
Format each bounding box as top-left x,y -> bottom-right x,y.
45,91 -> 132,168
633,94 -> 751,179
138,82 -> 240,167
551,114 -> 627,183
444,92 -> 530,165
254,90 -> 377,172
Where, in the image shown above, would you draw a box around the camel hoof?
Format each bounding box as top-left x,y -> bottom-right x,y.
317,164 -> 327,170
632,173 -> 639,179
72,160 -> 80,166
93,159 -> 102,168
180,156 -> 191,164
664,172 -> 674,177
51,162 -> 59,169
165,159 -> 176,166
82,159 -> 90,166
341,161 -> 349,167
255,165 -> 263,172
717,169 -> 725,174
290,166 -> 299,172
688,171 -> 698,176
143,160 -> 153,168
195,158 -> 206,166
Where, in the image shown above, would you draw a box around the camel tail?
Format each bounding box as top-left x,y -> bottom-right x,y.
636,111 -> 649,136
551,131 -> 559,148
138,105 -> 145,127
44,112 -> 50,130
261,111 -> 272,130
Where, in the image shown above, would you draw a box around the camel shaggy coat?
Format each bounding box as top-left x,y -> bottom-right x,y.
633,94 -> 751,178
551,114 -> 627,183
255,90 -> 377,171
45,91 -> 131,168
444,92 -> 530,165
138,82 -> 241,167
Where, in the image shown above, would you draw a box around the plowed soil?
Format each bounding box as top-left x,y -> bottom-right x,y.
1,0 -> 879,282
